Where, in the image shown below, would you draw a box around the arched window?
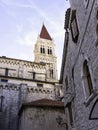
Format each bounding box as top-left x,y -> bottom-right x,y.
50,69 -> 53,78
43,48 -> 45,53
47,47 -> 52,55
83,60 -> 93,97
40,46 -> 45,54
50,49 -> 52,54
40,47 -> 43,53
48,48 -> 50,54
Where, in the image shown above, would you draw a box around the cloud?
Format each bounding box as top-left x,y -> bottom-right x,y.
16,31 -> 37,46
1,0 -> 66,50
18,52 -> 33,61
16,24 -> 23,33
28,1 -> 66,39
27,0 -> 49,20
0,0 -> 31,8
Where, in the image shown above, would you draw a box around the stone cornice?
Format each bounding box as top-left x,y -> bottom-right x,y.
0,83 -> 20,91
0,56 -> 46,69
0,83 -> 55,94
27,86 -> 54,94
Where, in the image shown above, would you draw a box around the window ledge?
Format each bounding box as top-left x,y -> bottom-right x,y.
84,89 -> 98,107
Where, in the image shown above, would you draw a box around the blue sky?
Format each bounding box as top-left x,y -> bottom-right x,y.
0,0 -> 70,78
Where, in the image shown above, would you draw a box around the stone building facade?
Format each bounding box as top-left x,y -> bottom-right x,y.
0,24 -> 64,130
60,0 -> 98,130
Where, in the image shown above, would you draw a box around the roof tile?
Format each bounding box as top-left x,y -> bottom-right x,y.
23,98 -> 64,107
40,24 -> 52,40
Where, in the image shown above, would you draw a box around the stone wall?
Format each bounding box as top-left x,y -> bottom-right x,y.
0,81 -> 57,130
62,0 -> 98,130
0,83 -> 20,130
0,24 -> 60,130
0,57 -> 47,81
19,107 -> 65,130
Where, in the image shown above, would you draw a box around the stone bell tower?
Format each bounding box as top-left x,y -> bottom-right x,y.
34,24 -> 58,80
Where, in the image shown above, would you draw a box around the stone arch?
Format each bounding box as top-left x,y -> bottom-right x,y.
89,98 -> 98,120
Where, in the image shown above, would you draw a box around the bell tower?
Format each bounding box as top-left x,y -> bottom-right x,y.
34,24 -> 58,80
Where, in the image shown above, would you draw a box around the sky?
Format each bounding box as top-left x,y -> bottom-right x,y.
0,0 -> 70,78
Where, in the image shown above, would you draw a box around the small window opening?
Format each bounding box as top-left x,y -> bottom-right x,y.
83,60 -> 93,96
96,23 -> 98,37
40,47 -> 43,53
40,46 -> 45,54
65,77 -> 68,90
96,10 -> 98,20
1,79 -> 8,82
50,69 -> 53,78
47,47 -> 52,55
0,96 -> 4,112
33,72 -> 35,80
37,83 -> 43,87
5,68 -> 8,76
67,102 -> 73,126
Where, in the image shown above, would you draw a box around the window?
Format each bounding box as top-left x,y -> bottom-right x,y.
33,72 -> 35,80
96,10 -> 98,37
43,48 -> 45,53
96,23 -> 98,36
50,69 -> 53,78
40,46 -> 45,54
47,47 -> 52,55
0,95 -> 4,112
1,79 -> 8,82
67,102 -> 73,126
72,67 -> 74,81
37,83 -> 43,87
40,47 -> 43,53
5,68 -> 8,76
50,49 -> 52,54
96,10 -> 98,20
48,48 -> 50,54
83,60 -> 93,97
65,77 -> 68,90
70,10 -> 79,43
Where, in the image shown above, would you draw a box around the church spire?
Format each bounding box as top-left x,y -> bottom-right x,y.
39,24 -> 52,40
34,24 -> 57,80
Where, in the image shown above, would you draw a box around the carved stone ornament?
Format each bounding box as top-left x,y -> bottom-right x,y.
70,10 -> 79,43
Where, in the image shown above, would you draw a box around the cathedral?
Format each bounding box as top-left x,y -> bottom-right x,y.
0,25 -> 65,130
60,0 -> 98,130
